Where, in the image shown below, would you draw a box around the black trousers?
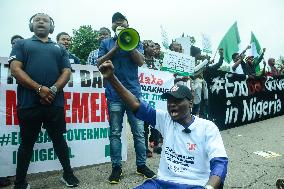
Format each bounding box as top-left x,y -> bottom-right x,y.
144,123 -> 162,147
15,106 -> 72,185
144,123 -> 150,151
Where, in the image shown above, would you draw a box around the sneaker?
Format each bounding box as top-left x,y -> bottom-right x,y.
61,172 -> 79,187
136,165 -> 156,179
276,178 -> 284,189
108,166 -> 122,184
146,150 -> 153,158
0,177 -> 11,187
14,183 -> 30,189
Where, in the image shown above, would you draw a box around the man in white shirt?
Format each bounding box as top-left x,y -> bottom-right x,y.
230,52 -> 245,74
98,60 -> 228,189
230,46 -> 251,75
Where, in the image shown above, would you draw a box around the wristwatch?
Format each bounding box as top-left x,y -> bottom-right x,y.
204,185 -> 214,189
37,85 -> 43,94
50,85 -> 58,95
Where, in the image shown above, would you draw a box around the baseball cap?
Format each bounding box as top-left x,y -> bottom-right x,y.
161,84 -> 193,101
112,12 -> 127,23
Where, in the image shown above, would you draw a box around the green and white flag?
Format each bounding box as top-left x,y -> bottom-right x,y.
250,32 -> 262,57
202,33 -> 212,54
218,22 -> 241,63
249,32 -> 262,72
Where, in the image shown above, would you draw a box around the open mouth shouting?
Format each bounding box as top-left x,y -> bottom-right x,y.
170,109 -> 179,118
36,25 -> 46,31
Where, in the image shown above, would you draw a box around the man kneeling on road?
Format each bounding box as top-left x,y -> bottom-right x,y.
99,60 -> 228,189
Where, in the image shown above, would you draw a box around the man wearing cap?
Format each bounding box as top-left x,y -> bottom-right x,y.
97,12 -> 155,184
99,60 -> 228,189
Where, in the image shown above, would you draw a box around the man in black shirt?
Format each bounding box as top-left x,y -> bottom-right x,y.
9,13 -> 79,189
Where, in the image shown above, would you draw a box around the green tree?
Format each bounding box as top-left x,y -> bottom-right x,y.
69,25 -> 99,64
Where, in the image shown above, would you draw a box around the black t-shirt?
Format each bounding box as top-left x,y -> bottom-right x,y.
9,35 -> 71,109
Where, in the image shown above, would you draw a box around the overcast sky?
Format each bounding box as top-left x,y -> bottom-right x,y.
1,0 -> 283,60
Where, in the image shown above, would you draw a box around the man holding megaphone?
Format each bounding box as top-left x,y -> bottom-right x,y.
97,12 -> 156,184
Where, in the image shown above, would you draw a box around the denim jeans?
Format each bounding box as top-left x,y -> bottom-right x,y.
108,100 -> 146,167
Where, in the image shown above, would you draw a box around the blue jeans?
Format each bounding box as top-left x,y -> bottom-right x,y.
108,100 -> 146,167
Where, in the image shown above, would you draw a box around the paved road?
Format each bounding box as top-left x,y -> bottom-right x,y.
2,116 -> 284,189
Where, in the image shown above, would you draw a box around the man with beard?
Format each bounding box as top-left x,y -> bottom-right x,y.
98,60 -> 228,189
9,13 -> 79,189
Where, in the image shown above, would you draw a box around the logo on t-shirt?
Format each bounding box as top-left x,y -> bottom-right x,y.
187,143 -> 196,151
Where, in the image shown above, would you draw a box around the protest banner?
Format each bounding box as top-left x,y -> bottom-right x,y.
161,50 -> 195,76
0,62 -> 121,176
204,69 -> 284,130
138,67 -> 174,108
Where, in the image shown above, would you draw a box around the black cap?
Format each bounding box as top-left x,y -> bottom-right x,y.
161,84 -> 193,101
190,45 -> 201,57
112,12 -> 127,23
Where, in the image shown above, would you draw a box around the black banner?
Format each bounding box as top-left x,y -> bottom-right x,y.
204,70 -> 284,130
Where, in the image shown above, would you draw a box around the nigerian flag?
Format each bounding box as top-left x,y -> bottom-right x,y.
250,32 -> 262,72
218,22 -> 241,63
250,32 -> 262,57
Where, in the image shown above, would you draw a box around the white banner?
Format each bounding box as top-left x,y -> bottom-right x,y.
161,50 -> 195,76
0,58 -> 174,177
0,62 -> 127,176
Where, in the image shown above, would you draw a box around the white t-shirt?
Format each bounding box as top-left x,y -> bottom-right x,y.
230,63 -> 244,74
154,111 -> 227,186
192,78 -> 203,90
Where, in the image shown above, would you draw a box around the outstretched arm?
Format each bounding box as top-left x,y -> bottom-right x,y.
231,58 -> 242,71
261,60 -> 267,76
232,53 -> 245,71
254,48 -> 266,66
209,48 -> 224,70
97,42 -> 119,67
99,60 -> 141,112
